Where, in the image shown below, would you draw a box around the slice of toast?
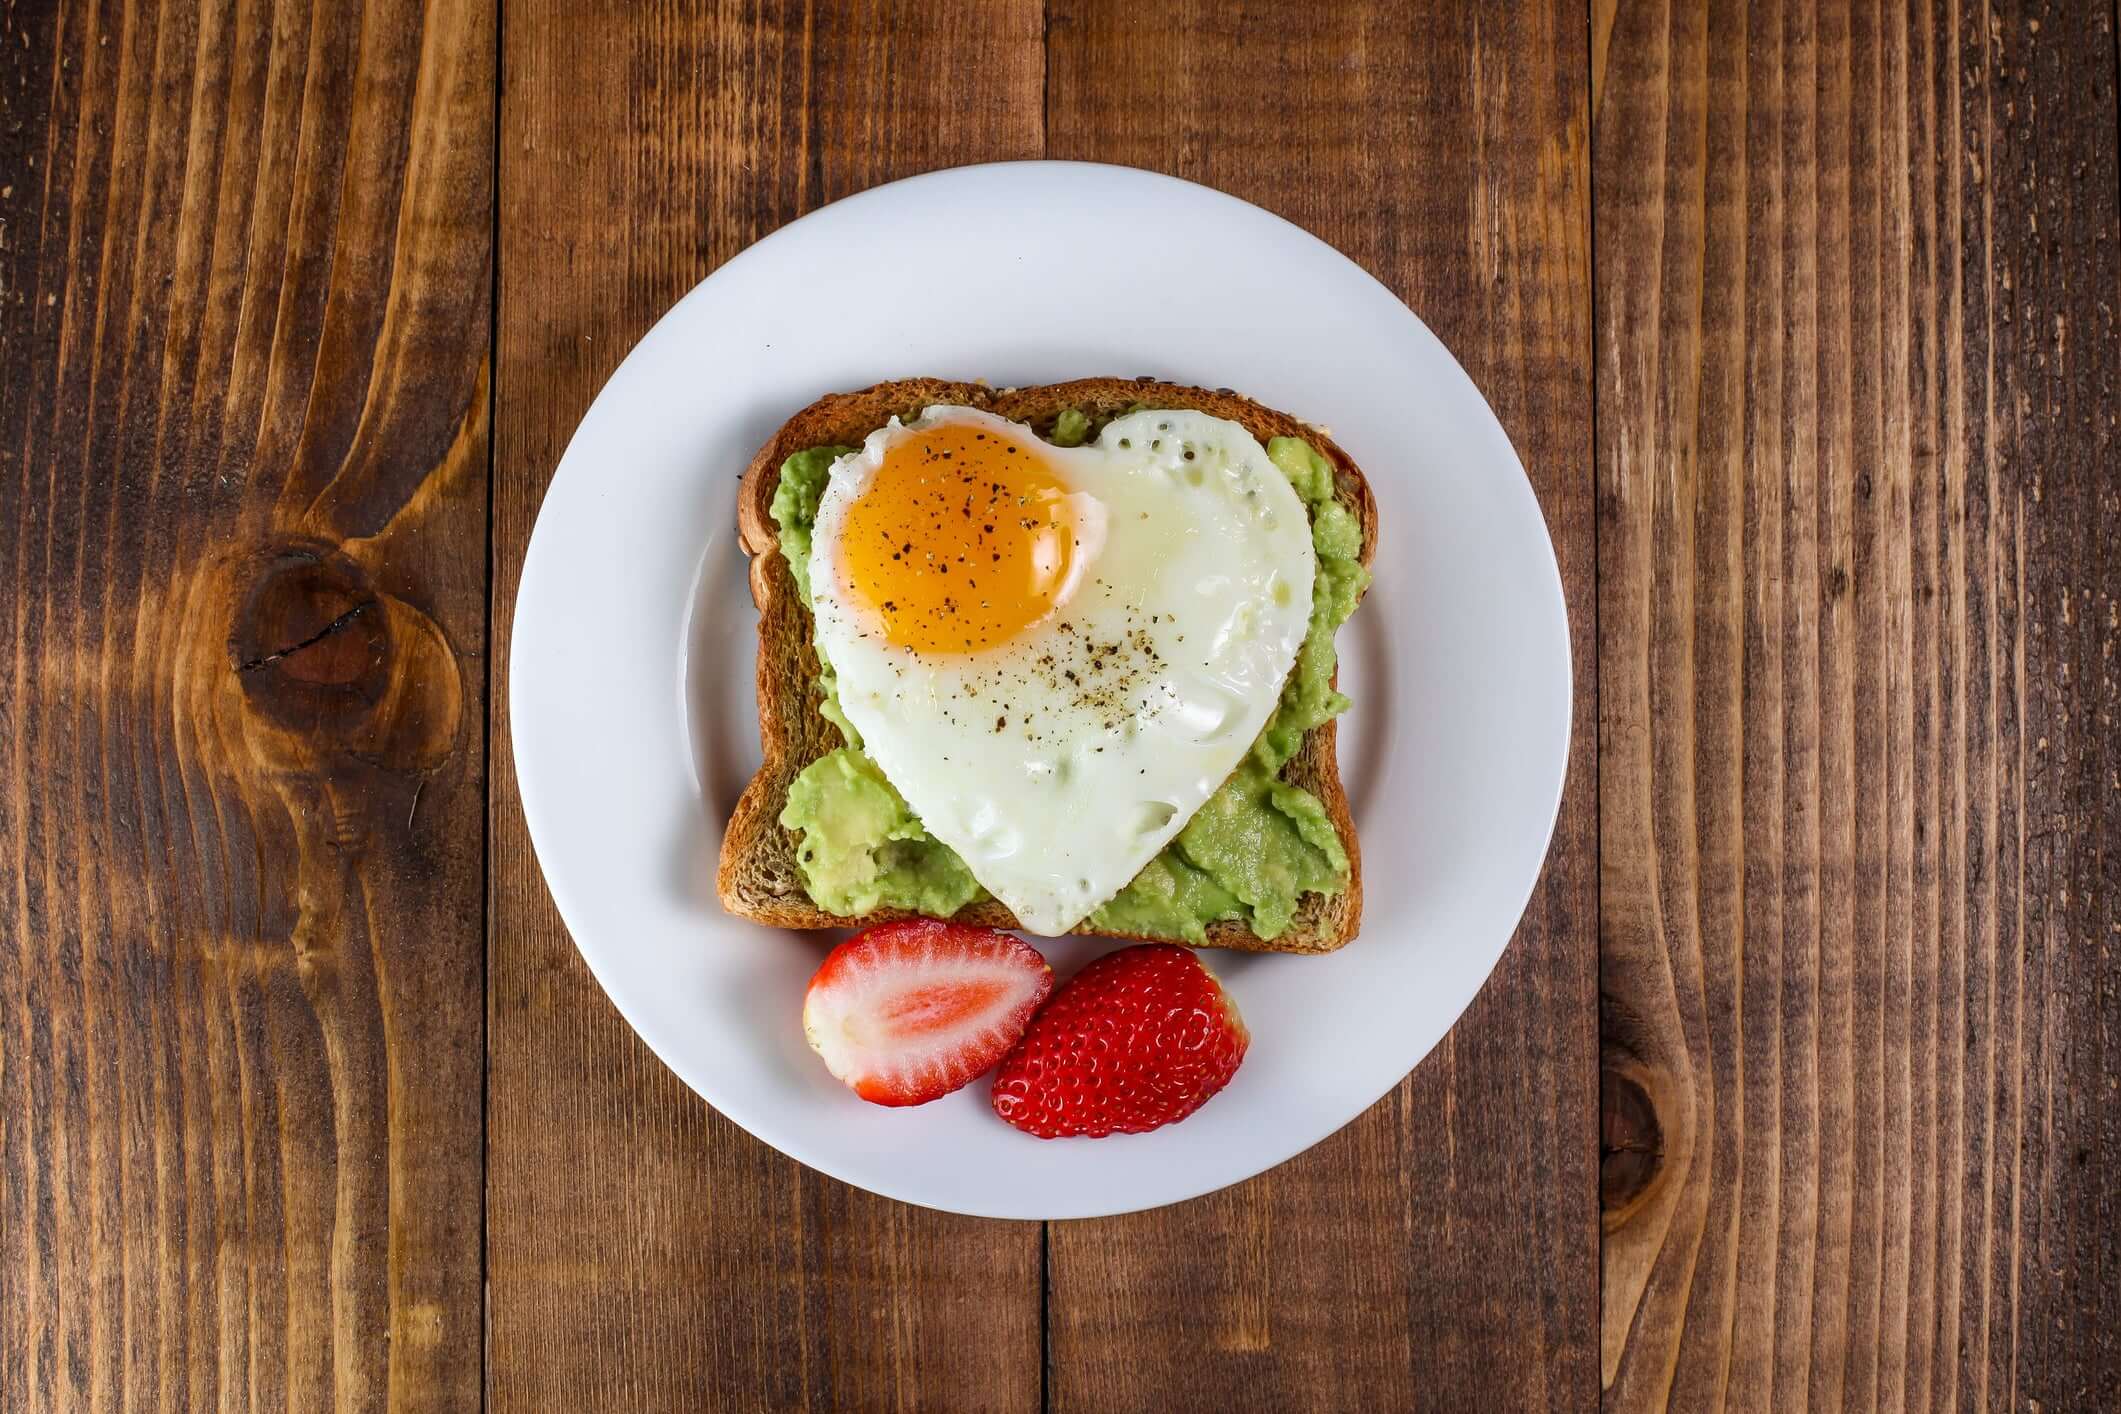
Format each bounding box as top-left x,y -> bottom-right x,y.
717,378 -> 1379,954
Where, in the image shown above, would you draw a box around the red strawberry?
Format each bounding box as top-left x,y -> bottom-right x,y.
991,944 -> 1249,1138
803,919 -> 1053,1106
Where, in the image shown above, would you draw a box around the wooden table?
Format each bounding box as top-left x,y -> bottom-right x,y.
2,1 -> 2115,1409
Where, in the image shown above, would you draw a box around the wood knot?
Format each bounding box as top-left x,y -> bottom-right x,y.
1601,1066 -> 1663,1220
230,542 -> 389,732
226,538 -> 462,771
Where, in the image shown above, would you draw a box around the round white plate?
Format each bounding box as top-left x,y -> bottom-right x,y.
511,161 -> 1571,1220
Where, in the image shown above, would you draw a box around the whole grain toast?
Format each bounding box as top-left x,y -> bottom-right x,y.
717,378 -> 1379,954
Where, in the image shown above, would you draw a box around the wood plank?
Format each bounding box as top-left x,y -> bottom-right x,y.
1594,0 -> 2121,1407
0,1 -> 493,1410
486,4 -> 1046,1410
1042,3 -> 1599,1410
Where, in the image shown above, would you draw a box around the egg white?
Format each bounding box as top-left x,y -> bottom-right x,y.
809,406 -> 1316,935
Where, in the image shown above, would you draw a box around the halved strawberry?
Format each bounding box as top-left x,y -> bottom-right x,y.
991,944 -> 1249,1138
802,920 -> 1053,1106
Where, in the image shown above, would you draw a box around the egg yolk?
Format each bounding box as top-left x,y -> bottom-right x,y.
840,423 -> 1084,655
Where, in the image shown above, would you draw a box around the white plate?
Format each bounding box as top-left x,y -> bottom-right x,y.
511,161 -> 1571,1220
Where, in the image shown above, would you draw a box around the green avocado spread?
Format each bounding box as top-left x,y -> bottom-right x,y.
772,419 -> 1370,941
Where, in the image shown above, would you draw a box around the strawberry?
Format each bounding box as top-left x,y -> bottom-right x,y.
803,919 -> 1053,1106
991,944 -> 1249,1138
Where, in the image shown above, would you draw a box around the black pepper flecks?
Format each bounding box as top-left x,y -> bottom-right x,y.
921,601 -> 1182,747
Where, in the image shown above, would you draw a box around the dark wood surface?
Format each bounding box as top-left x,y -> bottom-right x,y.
0,2 -> 2113,1411
0,0 -> 493,1409
1594,1 -> 2120,1410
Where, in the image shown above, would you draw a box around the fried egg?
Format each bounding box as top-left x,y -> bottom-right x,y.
808,405 -> 1315,935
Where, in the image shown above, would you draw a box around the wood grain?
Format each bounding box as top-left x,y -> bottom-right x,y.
487,3 -> 1046,1410
1595,0 -> 2121,1409
6,3 -> 2112,1409
1042,3 -> 1600,1411
0,0 -> 493,1410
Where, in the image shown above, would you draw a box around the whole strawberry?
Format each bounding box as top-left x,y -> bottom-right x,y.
991,944 -> 1248,1138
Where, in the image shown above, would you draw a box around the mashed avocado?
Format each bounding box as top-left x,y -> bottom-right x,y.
780,747 -> 985,917
1048,408 -> 1093,447
773,423 -> 1369,940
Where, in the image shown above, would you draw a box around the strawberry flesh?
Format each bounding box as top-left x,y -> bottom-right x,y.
991,943 -> 1249,1138
804,920 -> 1053,1106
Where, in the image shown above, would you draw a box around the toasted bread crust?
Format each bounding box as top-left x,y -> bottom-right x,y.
718,379 -> 1378,954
